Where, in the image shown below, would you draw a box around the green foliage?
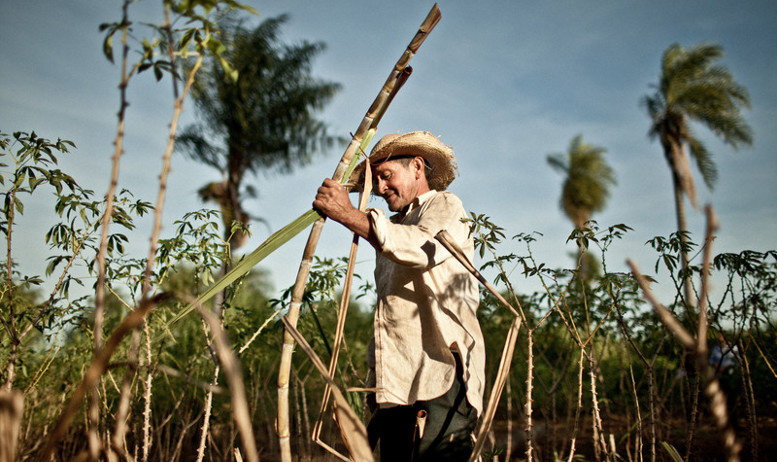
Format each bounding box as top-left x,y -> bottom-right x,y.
99,0 -> 256,82
176,14 -> 342,248
4,131 -> 776,459
643,42 -> 752,191
467,210 -> 775,461
1,131 -> 145,350
1,131 -> 76,223
3,4 -> 774,460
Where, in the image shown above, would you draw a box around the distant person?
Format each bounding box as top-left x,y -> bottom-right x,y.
710,334 -> 740,375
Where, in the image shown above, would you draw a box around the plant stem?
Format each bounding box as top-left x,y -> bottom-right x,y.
35,293 -> 168,462
90,3 -> 132,457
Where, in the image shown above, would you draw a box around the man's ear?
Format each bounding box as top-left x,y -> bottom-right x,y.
412,156 -> 425,178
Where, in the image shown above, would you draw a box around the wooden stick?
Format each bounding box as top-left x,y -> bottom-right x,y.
472,318 -> 522,462
281,316 -> 374,462
276,6 -> 442,462
312,157 -> 373,461
436,230 -> 521,319
432,230 -> 526,462
627,205 -> 742,462
195,299 -> 260,462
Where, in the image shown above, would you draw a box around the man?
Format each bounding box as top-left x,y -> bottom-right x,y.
313,131 -> 485,461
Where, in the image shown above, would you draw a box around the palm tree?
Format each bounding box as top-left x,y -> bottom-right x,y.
547,134 -> 616,230
642,42 -> 752,303
547,134 -> 616,281
177,15 -> 341,249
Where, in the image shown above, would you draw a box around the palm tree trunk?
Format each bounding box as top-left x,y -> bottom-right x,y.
671,168 -> 695,306
663,136 -> 695,307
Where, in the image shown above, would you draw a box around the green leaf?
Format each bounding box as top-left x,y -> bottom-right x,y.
165,207 -> 321,327
218,56 -> 239,83
142,38 -> 154,54
103,31 -> 115,63
164,129 -> 375,329
154,62 -> 164,81
660,442 -> 683,462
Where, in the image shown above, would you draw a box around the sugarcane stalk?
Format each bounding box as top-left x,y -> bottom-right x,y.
280,316 -> 374,462
277,6 -> 441,461
433,230 -> 526,462
312,161 -> 373,462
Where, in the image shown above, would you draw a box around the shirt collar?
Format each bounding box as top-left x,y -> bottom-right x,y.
401,190 -> 436,216
409,190 -> 435,212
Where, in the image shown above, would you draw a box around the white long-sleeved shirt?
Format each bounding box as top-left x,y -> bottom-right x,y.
366,190 -> 485,415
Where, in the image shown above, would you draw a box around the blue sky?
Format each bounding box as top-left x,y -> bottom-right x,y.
2,0 -> 776,303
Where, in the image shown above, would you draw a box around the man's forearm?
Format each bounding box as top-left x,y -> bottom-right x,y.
330,208 -> 381,250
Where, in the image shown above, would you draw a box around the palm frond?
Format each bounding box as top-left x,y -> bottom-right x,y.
686,133 -> 718,189
549,135 -> 616,226
546,153 -> 569,173
646,41 -> 753,196
176,126 -> 225,172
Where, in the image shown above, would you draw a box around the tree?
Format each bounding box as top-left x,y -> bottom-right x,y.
177,15 -> 341,249
642,42 -> 752,303
547,134 -> 616,230
547,134 -> 616,282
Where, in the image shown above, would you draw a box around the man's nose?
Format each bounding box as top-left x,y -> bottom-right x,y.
376,178 -> 387,194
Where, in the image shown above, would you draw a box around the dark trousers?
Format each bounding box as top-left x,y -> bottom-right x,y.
367,356 -> 477,461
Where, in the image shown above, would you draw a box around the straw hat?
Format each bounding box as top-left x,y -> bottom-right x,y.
351,131 -> 458,191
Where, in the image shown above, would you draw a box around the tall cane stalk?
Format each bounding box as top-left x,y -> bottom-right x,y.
276,6 -> 441,461
433,230 -> 527,462
628,206 -> 743,462
311,159 -> 372,462
311,163 -> 372,462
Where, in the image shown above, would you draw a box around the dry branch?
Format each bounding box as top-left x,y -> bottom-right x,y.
141,322 -> 153,462
433,230 -> 526,462
312,161 -> 372,461
89,1 -> 134,456
195,300 -> 260,462
627,205 -> 742,462
35,293 -> 169,462
280,316 -> 374,462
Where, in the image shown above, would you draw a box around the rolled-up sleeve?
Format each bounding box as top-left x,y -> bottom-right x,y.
367,193 -> 471,269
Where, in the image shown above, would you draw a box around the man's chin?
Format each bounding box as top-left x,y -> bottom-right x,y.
383,197 -> 400,212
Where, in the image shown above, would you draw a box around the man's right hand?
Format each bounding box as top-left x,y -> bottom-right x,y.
313,178 -> 376,247
313,178 -> 354,223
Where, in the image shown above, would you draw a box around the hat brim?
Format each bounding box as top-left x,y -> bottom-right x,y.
349,131 -> 457,192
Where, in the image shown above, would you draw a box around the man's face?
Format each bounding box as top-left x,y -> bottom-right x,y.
372,157 -> 425,212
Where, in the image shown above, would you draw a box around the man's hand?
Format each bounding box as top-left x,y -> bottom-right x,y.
313,178 -> 376,247
313,178 -> 354,223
